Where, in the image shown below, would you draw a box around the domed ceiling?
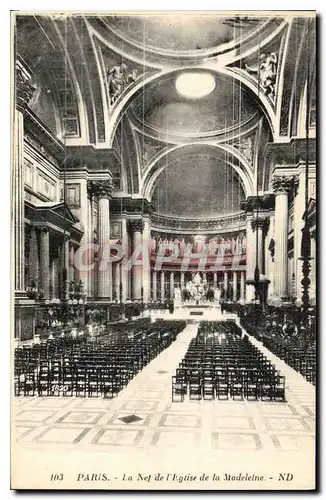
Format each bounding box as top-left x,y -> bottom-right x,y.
102,15 -> 267,55
152,154 -> 245,218
130,71 -> 259,138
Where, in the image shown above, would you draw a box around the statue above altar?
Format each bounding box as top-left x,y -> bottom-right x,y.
186,272 -> 207,300
214,287 -> 221,304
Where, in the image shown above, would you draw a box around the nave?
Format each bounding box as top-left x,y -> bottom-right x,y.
13,320 -> 315,489
12,13 -> 316,489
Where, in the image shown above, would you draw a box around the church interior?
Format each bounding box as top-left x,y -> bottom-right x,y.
12,13 -> 316,485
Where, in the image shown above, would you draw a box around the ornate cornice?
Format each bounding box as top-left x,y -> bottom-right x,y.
241,194 -> 275,213
264,138 -> 316,164
88,180 -> 112,199
16,63 -> 35,113
127,218 -> 144,233
271,175 -> 296,194
151,211 -> 246,234
110,197 -> 156,216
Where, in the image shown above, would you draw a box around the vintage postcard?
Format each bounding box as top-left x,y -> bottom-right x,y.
11,10 -> 316,490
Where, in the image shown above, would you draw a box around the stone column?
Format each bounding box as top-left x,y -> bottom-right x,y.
170,271 -> 174,298
128,219 -> 144,300
152,271 -> 157,301
310,231 -> 316,304
13,62 -> 34,296
265,215 -> 275,299
213,272 -> 217,288
69,244 -> 75,281
293,173 -> 305,300
251,217 -> 269,275
62,235 -> 69,299
272,176 -> 294,300
114,262 -> 121,301
240,271 -> 245,302
233,271 -> 238,302
28,227 -> 39,286
86,182 -> 94,298
52,248 -> 59,299
142,217 -> 151,303
40,228 -> 50,299
92,180 -> 112,299
245,213 -> 255,302
180,272 -> 185,291
120,217 -> 128,302
161,271 -> 165,300
224,271 -> 228,299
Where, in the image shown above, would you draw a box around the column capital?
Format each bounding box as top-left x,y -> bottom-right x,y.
251,217 -> 270,233
271,175 -> 297,195
128,219 -> 144,234
88,179 -> 112,199
16,63 -> 35,113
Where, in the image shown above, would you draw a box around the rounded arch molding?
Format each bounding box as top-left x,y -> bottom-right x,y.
140,143 -> 255,202
108,66 -> 276,148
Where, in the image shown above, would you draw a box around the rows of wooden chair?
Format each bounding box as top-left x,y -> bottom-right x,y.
172,322 -> 286,402
15,320 -> 186,397
240,307 -> 316,386
262,339 -> 316,386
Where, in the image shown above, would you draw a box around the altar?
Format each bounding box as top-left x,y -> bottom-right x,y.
174,272 -> 222,308
149,273 -> 236,322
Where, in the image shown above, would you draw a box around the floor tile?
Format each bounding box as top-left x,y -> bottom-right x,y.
263,417 -> 311,432
55,411 -> 104,425
159,414 -> 201,428
152,430 -> 199,448
92,429 -> 143,446
212,416 -> 256,430
34,426 -> 91,444
271,434 -> 315,451
16,410 -> 56,423
211,432 -> 262,450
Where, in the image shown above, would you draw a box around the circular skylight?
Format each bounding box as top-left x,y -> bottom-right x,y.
175,72 -> 216,99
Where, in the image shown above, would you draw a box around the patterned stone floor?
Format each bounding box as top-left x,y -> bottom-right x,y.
12,323 -> 316,490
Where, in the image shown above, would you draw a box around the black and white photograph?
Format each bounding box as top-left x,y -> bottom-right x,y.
11,11 -> 316,490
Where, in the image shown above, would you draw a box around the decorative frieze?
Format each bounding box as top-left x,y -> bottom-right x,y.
25,133 -> 60,168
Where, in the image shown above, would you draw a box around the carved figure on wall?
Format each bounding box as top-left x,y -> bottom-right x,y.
245,52 -> 278,101
234,135 -> 254,165
107,63 -> 137,105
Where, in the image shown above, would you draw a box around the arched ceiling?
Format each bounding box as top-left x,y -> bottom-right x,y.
100,14 -> 268,56
152,152 -> 245,218
129,70 -> 259,140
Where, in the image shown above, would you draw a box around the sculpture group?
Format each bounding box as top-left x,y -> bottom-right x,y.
174,272 -> 221,304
